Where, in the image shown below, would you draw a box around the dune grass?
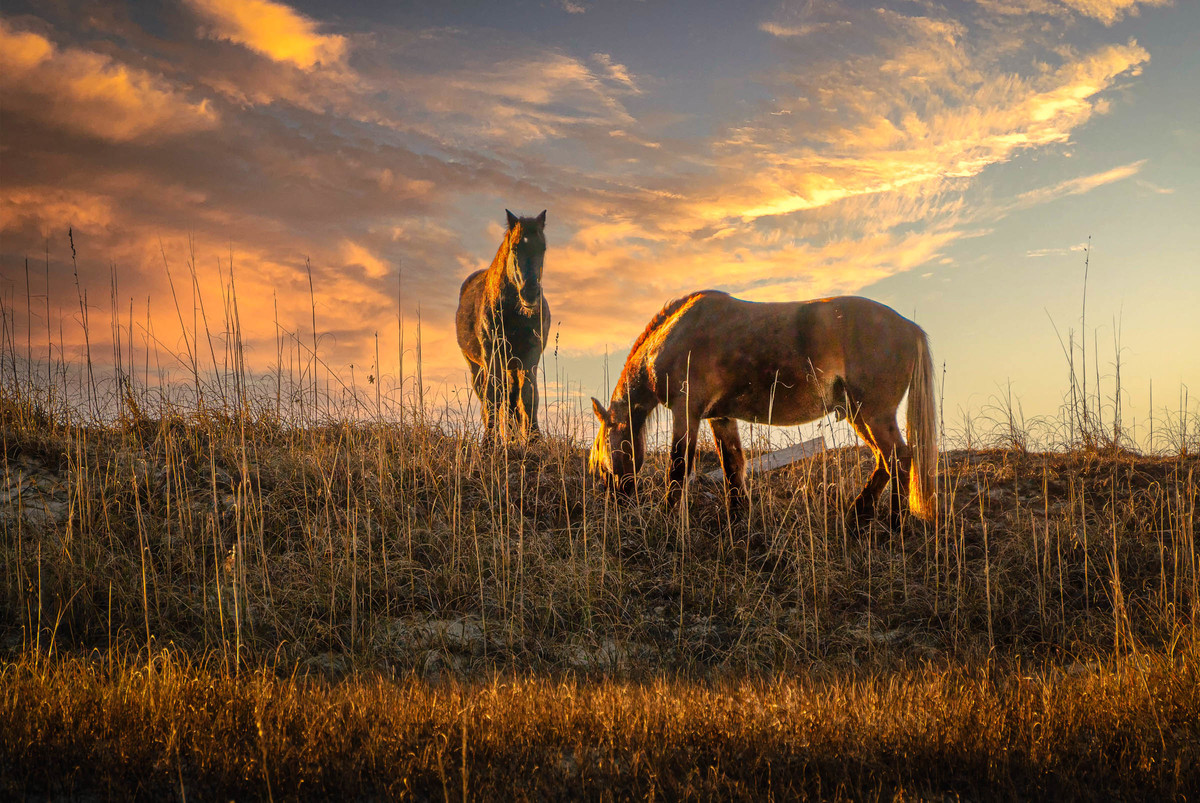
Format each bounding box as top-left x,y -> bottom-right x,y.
1,256 -> 1198,798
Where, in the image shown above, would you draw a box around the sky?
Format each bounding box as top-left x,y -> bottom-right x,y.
1,0 -> 1197,448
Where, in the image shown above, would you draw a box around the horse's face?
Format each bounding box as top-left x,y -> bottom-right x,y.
589,397 -> 636,497
506,209 -> 547,309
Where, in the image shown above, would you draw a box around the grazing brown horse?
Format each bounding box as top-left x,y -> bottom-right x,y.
456,210 -> 551,438
589,291 -> 937,524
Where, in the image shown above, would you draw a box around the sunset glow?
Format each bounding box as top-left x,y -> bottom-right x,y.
2,0 -> 1196,443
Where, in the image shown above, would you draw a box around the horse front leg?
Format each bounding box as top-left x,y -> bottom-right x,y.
709,417 -> 747,510
503,368 -> 539,441
667,410 -> 700,507
518,369 -> 540,440
481,344 -> 511,440
501,368 -> 519,438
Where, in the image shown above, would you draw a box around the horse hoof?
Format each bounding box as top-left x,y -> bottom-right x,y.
845,502 -> 875,530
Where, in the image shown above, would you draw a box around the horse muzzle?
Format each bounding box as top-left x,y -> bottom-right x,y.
517,287 -> 542,313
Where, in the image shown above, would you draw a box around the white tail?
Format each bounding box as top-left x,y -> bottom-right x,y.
906,331 -> 937,519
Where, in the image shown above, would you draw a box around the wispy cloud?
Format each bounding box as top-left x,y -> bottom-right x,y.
973,0 -> 1173,26
591,53 -> 640,93
1013,159 -> 1145,208
1026,243 -> 1090,258
401,48 -> 640,145
183,0 -> 347,69
1134,178 -> 1174,194
758,21 -> 850,38
600,27 -> 1148,241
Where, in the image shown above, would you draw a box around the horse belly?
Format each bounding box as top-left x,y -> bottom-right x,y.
706,371 -> 833,426
755,384 -> 834,426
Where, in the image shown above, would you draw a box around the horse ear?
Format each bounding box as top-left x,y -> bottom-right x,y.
505,209 -> 518,230
536,210 -> 546,226
591,397 -> 608,423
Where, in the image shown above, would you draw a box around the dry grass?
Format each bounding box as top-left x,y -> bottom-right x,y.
3,646 -> 1198,801
1,259 -> 1198,798
3,399 -> 1195,674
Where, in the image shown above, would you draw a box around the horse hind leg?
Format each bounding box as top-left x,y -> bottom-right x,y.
469,362 -> 495,432
868,411 -> 913,528
859,410 -> 912,528
846,411 -> 904,528
889,439 -> 914,528
851,453 -> 890,529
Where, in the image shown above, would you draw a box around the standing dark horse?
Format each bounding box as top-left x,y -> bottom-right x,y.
588,291 -> 937,524
456,210 -> 551,438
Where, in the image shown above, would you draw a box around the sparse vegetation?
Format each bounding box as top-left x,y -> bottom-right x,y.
1,257 -> 1197,799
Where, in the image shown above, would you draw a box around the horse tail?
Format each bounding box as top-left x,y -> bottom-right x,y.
906,329 -> 938,520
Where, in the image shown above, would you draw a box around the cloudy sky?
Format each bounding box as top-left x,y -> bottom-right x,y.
2,0 -> 1196,444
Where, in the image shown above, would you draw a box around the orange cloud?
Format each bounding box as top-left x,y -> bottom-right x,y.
340,241 -> 391,280
0,1 -> 1176,424
184,0 -> 347,69
974,0 -> 1172,25
648,40 -> 1147,234
1,188 -> 118,239
759,21 -> 851,38
0,20 -> 217,143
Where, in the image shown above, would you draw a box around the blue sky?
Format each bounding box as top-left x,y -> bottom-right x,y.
1,0 -> 1196,446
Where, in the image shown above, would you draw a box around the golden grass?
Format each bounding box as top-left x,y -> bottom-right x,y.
4,646 -> 1197,800
1,260 -> 1198,798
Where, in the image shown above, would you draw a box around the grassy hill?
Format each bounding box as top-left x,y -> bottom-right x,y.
2,372 -> 1198,798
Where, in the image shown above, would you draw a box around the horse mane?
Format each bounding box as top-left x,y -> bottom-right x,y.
615,291 -> 713,398
484,224 -> 520,293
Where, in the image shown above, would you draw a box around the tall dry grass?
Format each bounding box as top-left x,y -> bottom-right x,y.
1,237 -> 1198,798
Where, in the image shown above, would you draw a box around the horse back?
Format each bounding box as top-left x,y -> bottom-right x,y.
820,296 -> 924,380
459,269 -> 487,300
645,293 -> 922,421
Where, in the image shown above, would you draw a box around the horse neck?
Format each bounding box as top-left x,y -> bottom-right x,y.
612,372 -> 656,435
485,232 -> 516,295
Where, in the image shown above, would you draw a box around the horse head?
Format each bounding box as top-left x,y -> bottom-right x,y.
505,209 -> 546,311
589,397 -> 638,497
